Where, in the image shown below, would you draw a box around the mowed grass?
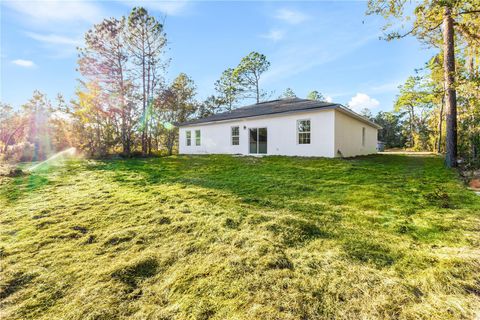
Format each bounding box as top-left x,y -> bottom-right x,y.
0,154 -> 479,319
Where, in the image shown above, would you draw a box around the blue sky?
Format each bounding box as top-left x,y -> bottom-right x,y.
1,0 -> 434,114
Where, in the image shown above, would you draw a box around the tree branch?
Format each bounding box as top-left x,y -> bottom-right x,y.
457,10 -> 480,15
385,21 -> 442,40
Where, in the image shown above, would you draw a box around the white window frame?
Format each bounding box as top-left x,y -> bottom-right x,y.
195,130 -> 201,146
297,119 -> 311,145
231,126 -> 240,146
362,127 -> 366,147
186,130 -> 191,146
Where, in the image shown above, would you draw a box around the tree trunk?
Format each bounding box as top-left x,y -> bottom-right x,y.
409,105 -> 415,148
255,73 -> 260,104
437,96 -> 444,154
3,122 -> 25,154
443,6 -> 458,167
141,27 -> 147,156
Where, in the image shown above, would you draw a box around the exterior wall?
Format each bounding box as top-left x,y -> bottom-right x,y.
334,110 -> 378,157
179,109 -> 336,157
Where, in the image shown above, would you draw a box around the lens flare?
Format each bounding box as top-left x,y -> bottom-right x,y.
27,147 -> 76,172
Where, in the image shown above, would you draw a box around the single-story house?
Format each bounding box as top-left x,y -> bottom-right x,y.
177,98 -> 381,158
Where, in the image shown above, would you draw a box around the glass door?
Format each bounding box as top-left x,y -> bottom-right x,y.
249,128 -> 258,154
249,128 -> 267,154
258,128 -> 267,154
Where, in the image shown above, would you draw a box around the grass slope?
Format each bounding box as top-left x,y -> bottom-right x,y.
0,154 -> 479,319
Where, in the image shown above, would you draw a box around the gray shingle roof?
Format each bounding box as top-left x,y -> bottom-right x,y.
177,98 -> 381,129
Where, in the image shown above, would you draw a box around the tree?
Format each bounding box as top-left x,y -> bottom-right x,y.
21,91 -> 54,161
423,55 -> 446,153
78,17 -> 135,155
394,76 -> 435,149
234,52 -> 270,103
70,81 -> 115,157
367,0 -> 480,166
442,5 -> 457,166
198,95 -> 224,118
375,111 -> 408,148
279,88 -> 296,99
214,68 -> 241,111
359,108 -> 373,120
457,49 -> 480,163
0,103 -> 25,155
128,7 -> 168,155
156,73 -> 198,155
307,90 -> 325,101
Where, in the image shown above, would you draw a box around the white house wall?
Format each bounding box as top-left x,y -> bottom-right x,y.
179,109 -> 336,157
334,110 -> 378,157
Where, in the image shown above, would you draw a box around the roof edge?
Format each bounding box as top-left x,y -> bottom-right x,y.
177,104 -> 382,129
335,105 -> 383,129
177,102 -> 339,127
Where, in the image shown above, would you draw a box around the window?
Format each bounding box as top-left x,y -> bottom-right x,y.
231,126 -> 240,145
186,131 -> 191,146
195,130 -> 201,146
297,120 -> 311,144
362,127 -> 366,147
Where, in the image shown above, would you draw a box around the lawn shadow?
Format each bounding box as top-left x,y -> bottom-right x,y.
81,154 -> 480,249
86,154 -> 476,214
0,173 -> 50,203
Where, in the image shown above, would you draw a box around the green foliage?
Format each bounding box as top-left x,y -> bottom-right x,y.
198,95 -> 224,118
155,73 -> 198,155
374,111 -> 408,148
74,7 -> 170,156
233,51 -> 271,103
0,91 -> 72,161
366,0 -> 479,45
307,90 -> 325,101
279,88 -> 296,99
214,68 -> 242,111
1,155 -> 479,319
394,75 -> 436,150
214,51 -> 271,107
368,0 -> 480,163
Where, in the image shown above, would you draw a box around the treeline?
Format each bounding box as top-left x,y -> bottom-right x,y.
0,8 -> 276,161
1,4 -> 479,166
1,7 -> 334,162
367,0 -> 480,166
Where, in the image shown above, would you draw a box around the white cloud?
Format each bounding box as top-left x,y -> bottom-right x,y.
260,29 -> 285,42
4,1 -> 103,25
275,8 -> 309,25
12,59 -> 36,68
348,93 -> 380,112
325,96 -> 333,103
26,32 -> 81,46
121,0 -> 190,16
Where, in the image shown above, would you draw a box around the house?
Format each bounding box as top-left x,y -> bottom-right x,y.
177,98 -> 381,158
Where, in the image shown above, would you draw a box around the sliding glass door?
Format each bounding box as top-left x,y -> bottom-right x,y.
249,128 -> 267,154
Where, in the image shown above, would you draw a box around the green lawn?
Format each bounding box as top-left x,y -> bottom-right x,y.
1,154 -> 479,319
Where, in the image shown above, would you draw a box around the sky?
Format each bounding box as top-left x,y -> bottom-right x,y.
0,0 -> 435,114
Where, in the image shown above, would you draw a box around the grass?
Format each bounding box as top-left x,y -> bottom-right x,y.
0,154 -> 479,319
